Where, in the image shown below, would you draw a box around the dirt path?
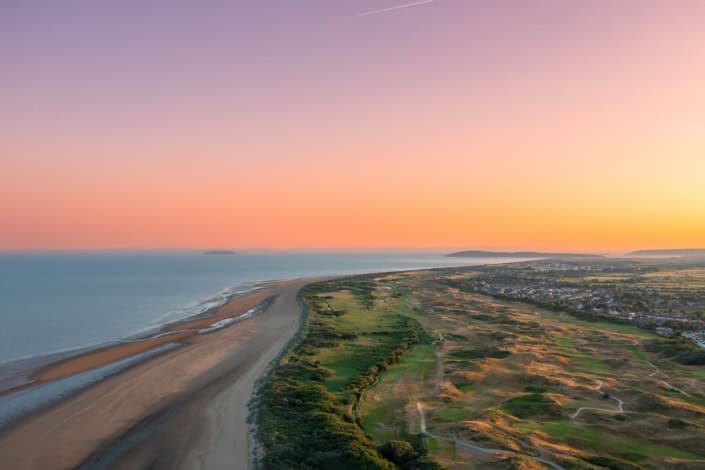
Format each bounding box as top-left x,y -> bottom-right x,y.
416,402 -> 566,470
647,362 -> 691,397
570,380 -> 624,419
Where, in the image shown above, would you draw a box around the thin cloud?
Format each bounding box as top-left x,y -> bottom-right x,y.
346,0 -> 434,19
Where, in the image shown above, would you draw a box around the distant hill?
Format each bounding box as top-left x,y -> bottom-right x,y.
203,250 -> 237,255
447,250 -> 601,259
628,249 -> 705,257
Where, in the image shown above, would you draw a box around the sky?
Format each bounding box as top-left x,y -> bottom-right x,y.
2,0 -> 705,252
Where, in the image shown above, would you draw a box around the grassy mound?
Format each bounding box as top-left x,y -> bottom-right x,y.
501,393 -> 562,419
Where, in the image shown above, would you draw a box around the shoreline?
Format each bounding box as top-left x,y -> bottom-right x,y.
0,277 -> 317,470
0,265 -> 484,470
0,283 -> 274,399
0,281 -> 267,383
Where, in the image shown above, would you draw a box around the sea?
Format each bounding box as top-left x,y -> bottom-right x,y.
0,251 -> 522,365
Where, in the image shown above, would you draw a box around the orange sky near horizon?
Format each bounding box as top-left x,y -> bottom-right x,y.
2,1 -> 705,252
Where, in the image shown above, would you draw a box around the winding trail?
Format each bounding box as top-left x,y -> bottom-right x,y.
648,361 -> 660,377
647,362 -> 691,396
416,402 -> 566,470
570,380 -> 624,419
658,379 -> 691,397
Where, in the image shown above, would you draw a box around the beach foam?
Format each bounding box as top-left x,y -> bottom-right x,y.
0,342 -> 180,430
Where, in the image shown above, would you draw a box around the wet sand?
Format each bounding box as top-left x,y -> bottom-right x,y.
34,289 -> 274,384
0,278 -> 312,470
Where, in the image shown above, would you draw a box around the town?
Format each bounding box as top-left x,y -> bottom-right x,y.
449,258 -> 705,350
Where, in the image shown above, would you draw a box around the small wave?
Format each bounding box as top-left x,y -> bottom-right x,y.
119,283 -> 264,343
0,342 -> 181,430
148,283 -> 263,329
197,303 -> 265,334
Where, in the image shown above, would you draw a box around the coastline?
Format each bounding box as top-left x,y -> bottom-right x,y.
0,282 -> 267,395
0,277 -> 316,470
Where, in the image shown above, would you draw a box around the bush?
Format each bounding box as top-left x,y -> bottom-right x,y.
583,455 -> 644,470
448,348 -> 511,360
674,350 -> 705,365
667,418 -> 687,429
634,393 -> 668,413
379,440 -> 416,464
402,457 -> 447,470
644,338 -> 697,358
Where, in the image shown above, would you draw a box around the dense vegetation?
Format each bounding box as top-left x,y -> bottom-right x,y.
254,277 -> 441,469
645,337 -> 705,364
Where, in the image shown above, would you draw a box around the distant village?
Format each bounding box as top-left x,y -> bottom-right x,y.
463,261 -> 705,350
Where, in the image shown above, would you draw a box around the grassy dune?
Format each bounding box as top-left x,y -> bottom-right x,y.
257,268 -> 705,469
356,270 -> 705,469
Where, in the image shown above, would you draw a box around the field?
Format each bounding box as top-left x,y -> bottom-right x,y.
257,267 -> 705,469
358,269 -> 705,469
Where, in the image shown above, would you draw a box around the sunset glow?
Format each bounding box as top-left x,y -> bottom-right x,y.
2,1 -> 705,251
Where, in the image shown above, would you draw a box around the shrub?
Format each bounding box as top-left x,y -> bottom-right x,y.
667,418 -> 687,429
634,393 -> 668,413
674,350 -> 705,365
379,440 -> 416,464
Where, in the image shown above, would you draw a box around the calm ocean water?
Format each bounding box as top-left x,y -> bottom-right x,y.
0,251 -> 517,364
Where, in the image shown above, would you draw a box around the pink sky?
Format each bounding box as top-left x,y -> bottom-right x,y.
2,1 -> 704,251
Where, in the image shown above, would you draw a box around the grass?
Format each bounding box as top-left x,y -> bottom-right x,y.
359,342 -> 436,439
360,401 -> 401,442
433,403 -> 469,422
680,367 -> 705,379
317,338 -> 396,391
260,267 -> 705,469
380,343 -> 435,382
255,277 -> 438,469
566,354 -> 610,375
501,393 -> 562,419
524,420 -> 705,461
627,344 -> 647,361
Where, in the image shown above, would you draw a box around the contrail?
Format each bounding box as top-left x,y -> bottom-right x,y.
347,0 -> 434,19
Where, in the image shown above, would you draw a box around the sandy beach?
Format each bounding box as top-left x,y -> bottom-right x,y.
0,278 -> 312,470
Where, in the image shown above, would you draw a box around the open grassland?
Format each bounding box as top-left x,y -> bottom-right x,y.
357,270 -> 705,469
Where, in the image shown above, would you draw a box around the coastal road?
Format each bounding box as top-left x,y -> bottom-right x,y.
0,279 -> 311,470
